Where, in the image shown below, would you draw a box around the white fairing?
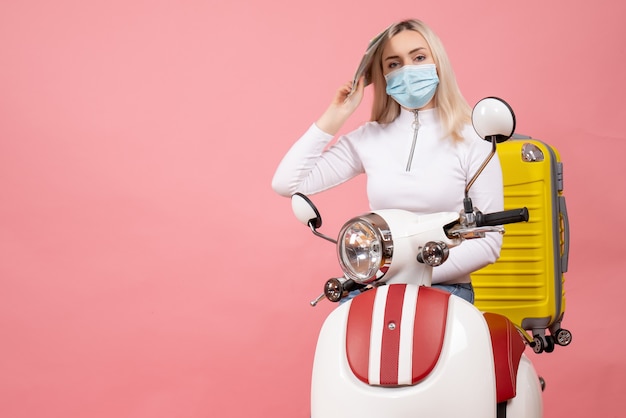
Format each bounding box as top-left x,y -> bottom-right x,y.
371,210 -> 460,286
311,291 -> 497,418
506,355 -> 543,417
309,208 -> 543,417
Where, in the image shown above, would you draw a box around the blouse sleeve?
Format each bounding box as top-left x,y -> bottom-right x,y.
271,123 -> 363,197
432,139 -> 505,284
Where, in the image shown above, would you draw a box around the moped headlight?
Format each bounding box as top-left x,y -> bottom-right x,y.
337,213 -> 393,284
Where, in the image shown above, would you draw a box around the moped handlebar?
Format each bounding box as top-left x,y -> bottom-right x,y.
476,207 -> 529,227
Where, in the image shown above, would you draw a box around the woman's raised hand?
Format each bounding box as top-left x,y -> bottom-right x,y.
316,77 -> 365,135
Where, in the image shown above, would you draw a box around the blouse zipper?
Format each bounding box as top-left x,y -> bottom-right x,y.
406,110 -> 420,171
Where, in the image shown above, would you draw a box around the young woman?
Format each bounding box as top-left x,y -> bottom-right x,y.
271,19 -> 503,303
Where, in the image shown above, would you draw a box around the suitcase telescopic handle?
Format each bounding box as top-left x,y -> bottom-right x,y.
476,207 -> 529,226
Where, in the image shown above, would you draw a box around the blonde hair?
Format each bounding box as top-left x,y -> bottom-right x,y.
368,19 -> 471,141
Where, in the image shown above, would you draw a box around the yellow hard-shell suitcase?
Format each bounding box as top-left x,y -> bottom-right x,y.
472,137 -> 572,353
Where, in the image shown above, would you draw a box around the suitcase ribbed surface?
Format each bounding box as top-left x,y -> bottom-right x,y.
472,138 -> 568,332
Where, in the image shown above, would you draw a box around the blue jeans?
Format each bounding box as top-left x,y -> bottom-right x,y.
431,282 -> 474,304
342,283 -> 474,304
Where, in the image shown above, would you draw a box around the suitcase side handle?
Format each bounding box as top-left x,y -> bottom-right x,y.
559,195 -> 570,273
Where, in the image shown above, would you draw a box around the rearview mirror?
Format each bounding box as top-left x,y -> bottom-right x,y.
291,192 -> 322,229
472,97 -> 516,143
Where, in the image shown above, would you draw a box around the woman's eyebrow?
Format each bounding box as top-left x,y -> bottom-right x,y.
383,47 -> 426,62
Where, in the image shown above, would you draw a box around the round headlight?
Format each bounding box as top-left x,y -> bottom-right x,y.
337,213 -> 393,284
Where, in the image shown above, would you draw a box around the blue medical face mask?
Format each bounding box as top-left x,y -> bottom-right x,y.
384,64 -> 439,109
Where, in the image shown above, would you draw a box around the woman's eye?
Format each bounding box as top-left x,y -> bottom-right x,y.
388,62 -> 399,69
414,55 -> 426,62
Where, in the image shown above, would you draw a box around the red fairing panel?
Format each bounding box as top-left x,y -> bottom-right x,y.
346,285 -> 450,386
483,312 -> 527,403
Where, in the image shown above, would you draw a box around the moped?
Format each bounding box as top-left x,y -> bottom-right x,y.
291,98 -> 545,417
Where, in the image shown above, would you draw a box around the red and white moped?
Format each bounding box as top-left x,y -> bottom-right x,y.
291,98 -> 545,418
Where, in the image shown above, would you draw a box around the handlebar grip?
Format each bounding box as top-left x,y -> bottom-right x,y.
476,207 -> 529,226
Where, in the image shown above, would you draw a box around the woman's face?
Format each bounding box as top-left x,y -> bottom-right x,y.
381,29 -> 434,76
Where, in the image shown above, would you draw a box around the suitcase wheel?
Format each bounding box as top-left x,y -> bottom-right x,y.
532,328 -> 572,353
555,328 -> 572,346
532,334 -> 555,353
532,335 -> 545,353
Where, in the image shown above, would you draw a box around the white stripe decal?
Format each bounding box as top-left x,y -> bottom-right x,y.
397,285 -> 418,385
368,285 -> 388,385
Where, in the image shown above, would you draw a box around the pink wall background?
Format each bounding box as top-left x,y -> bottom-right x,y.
1,1 -> 625,416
